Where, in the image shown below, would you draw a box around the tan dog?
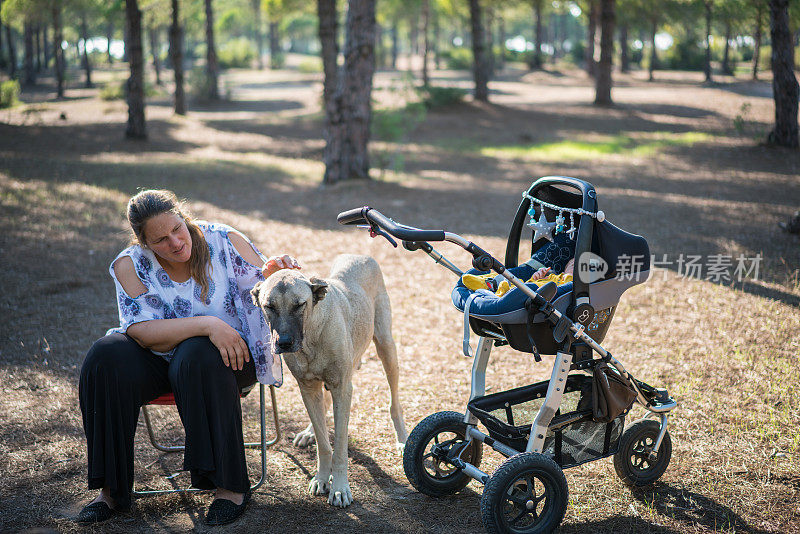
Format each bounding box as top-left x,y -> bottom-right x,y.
251,254 -> 408,507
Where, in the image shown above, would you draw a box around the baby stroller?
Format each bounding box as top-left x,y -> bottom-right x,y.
338,176 -> 677,534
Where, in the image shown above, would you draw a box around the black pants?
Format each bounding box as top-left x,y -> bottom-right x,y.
79,333 -> 256,509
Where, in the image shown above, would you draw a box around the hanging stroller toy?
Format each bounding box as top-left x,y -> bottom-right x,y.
338,176 -> 677,534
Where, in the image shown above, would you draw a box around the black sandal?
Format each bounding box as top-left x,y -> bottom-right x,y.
77,501 -> 116,523
206,491 -> 251,526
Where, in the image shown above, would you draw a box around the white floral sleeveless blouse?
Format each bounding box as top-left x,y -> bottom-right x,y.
106,221 -> 281,386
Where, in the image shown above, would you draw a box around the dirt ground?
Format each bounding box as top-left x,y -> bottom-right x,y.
1,61 -> 799,533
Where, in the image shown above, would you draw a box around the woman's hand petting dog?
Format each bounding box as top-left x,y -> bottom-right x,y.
263,255 -> 301,278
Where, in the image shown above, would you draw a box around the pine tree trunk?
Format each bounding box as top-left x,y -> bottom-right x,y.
721,22 -> 732,75
34,25 -> 41,72
390,22 -> 398,68
268,21 -> 279,68
468,0 -> 489,102
752,7 -> 762,80
23,22 -> 35,86
204,0 -> 219,99
532,0 -> 543,69
252,0 -> 264,69
594,0 -> 614,105
169,0 -> 186,115
497,14 -> 505,70
42,25 -> 49,68
432,9 -> 440,68
323,0 -> 376,184
82,16 -> 93,88
586,0 -> 598,76
0,2 -> 5,72
703,1 -> 712,83
106,22 -> 114,64
5,25 -> 17,78
422,0 -> 429,85
767,0 -> 799,148
649,18 -> 657,81
149,26 -> 161,85
125,0 -> 147,138
485,6 -> 494,76
318,0 -> 338,115
619,23 -> 629,73
52,7 -> 64,96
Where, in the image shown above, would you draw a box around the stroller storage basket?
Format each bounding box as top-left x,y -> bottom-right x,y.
467,374 -> 624,468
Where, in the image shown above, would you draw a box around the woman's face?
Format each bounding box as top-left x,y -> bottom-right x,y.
143,212 -> 192,264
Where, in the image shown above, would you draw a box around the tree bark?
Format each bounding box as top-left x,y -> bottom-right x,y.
52,5 -> 64,97
81,16 -> 93,88
204,0 -> 219,99
106,22 -> 114,64
531,0 -> 543,69
34,25 -> 41,72
317,0 -> 338,115
268,21 -> 279,68
432,9 -> 440,68
485,5 -> 495,76
0,2 -> 4,72
323,0 -> 376,184
619,23 -> 629,73
586,0 -> 598,76
149,25 -> 161,85
721,22 -> 732,75
23,22 -> 35,86
703,0 -> 713,83
252,0 -> 264,69
390,22 -> 398,69
752,6 -> 762,80
594,0 -> 614,105
5,24 -> 17,78
42,24 -> 49,68
649,18 -> 657,81
497,14 -> 505,70
468,0 -> 489,102
125,0 -> 147,138
422,0 -> 429,85
169,0 -> 186,115
767,0 -> 799,148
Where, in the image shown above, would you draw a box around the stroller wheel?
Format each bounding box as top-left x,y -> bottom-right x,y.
480,452 -> 568,534
613,418 -> 672,487
403,411 -> 484,497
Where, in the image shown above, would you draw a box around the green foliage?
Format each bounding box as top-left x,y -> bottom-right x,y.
0,80 -> 20,108
217,37 -> 256,68
99,80 -> 159,101
186,66 -> 217,101
417,85 -> 466,108
663,37 -> 705,71
440,47 -> 472,70
372,102 -> 426,143
296,56 -> 322,73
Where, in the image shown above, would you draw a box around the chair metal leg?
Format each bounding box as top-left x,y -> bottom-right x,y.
134,383 -> 281,496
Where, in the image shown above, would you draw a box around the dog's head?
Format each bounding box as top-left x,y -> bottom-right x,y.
251,270 -> 328,354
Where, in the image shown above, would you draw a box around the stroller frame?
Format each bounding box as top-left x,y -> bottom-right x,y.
338,176 -> 677,533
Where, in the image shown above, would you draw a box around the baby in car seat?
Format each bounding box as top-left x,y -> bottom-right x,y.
462,258 -> 575,297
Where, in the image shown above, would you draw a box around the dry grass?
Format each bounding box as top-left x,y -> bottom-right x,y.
1,65 -> 799,533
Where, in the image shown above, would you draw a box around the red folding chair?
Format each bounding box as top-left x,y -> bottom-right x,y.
133,383 -> 280,496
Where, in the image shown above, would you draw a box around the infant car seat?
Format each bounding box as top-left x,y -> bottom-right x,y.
452,177 -> 650,355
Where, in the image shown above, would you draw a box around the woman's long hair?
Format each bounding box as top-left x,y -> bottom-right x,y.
127,189 -> 211,300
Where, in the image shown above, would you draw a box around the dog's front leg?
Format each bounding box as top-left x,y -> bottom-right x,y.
327,381 -> 353,507
298,381 -> 333,497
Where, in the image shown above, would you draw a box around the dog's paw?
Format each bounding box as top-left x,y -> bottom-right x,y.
293,427 -> 316,448
327,481 -> 353,508
308,474 -> 330,496
395,441 -> 406,455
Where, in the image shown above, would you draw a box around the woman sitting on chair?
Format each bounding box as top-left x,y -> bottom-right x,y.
78,189 -> 298,525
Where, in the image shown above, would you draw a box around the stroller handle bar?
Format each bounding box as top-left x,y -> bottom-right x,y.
337,207 -> 447,243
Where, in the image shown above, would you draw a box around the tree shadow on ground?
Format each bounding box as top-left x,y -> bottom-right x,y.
147,98 -> 306,114
630,482 -> 778,534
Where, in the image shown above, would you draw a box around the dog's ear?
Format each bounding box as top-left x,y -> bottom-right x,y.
309,277 -> 328,304
250,283 -> 262,307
